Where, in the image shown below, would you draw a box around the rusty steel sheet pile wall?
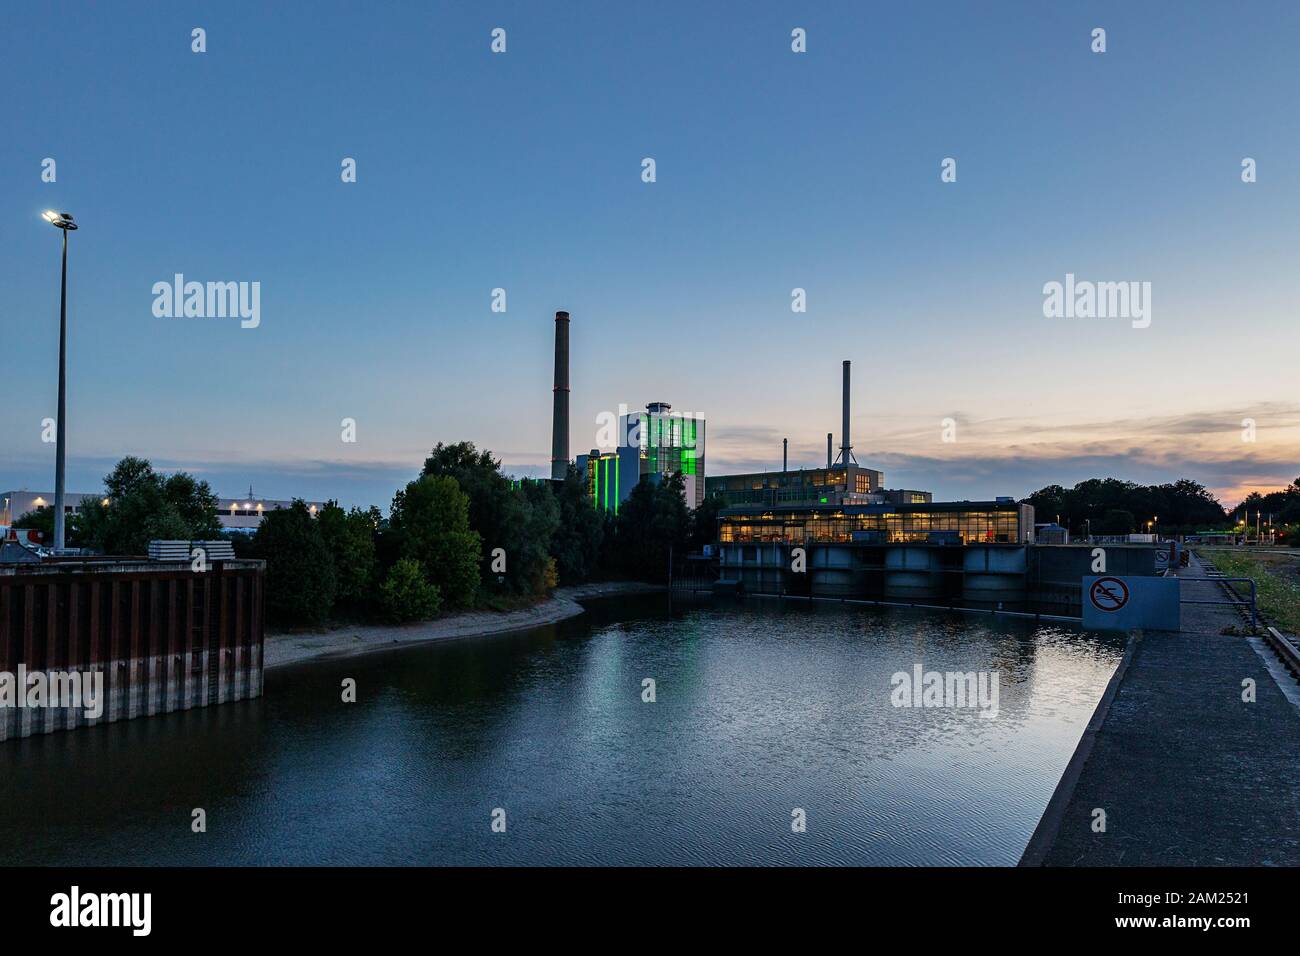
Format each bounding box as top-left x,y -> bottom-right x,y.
0,560 -> 264,741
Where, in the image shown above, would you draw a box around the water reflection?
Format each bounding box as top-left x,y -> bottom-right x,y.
0,596 -> 1122,866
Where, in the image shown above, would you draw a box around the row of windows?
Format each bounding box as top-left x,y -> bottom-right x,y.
719,511 -> 1024,545
706,469 -> 881,494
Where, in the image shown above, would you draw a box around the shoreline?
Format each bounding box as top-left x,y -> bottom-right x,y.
263,581 -> 665,671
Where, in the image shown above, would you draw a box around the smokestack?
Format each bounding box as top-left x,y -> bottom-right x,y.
838,359 -> 856,466
550,311 -> 570,481
827,433 -> 832,469
783,438 -> 788,474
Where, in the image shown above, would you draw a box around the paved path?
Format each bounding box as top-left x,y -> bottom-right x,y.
1024,554 -> 1300,866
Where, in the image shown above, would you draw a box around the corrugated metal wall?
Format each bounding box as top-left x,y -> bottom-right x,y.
0,561 -> 264,741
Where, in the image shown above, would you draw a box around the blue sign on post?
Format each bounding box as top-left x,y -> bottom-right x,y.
1082,575 -> 1180,632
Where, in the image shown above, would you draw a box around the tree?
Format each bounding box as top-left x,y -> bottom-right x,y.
161,472 -> 222,538
550,466 -> 604,584
13,506 -> 83,547
78,457 -> 225,555
689,494 -> 725,552
515,479 -> 561,595
389,475 -> 481,610
378,558 -> 442,623
610,472 -> 689,582
253,500 -> 336,628
317,501 -> 377,616
1022,476 -> 1228,535
1101,508 -> 1135,534
421,441 -> 560,597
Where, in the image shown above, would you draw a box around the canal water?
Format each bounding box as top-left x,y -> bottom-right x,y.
0,597 -> 1123,866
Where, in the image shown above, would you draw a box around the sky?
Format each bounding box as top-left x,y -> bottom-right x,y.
2,1 -> 1298,512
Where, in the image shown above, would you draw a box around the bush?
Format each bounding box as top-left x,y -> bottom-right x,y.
379,559 -> 442,623
254,500 -> 336,628
550,466 -> 604,584
317,501 -> 377,616
389,475 -> 481,610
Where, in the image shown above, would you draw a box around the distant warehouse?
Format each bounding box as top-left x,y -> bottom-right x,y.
1,488 -> 326,533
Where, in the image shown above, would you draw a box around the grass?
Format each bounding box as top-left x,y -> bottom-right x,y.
1201,549 -> 1300,634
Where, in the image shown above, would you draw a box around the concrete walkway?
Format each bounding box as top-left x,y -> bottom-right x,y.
1023,554 -> 1300,866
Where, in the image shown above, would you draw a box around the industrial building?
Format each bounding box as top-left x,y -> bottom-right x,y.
549,309 -> 707,512
1,488 -> 326,533
707,464 -> 882,506
621,402 -> 706,508
574,448 -> 630,515
574,402 -> 707,513
1,490 -> 106,526
703,360 -> 929,510
717,499 -> 1034,546
215,492 -> 329,532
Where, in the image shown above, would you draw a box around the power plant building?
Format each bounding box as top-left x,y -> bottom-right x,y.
717,499 -> 1034,546
706,465 -> 884,507
575,403 -> 707,513
619,403 -> 706,509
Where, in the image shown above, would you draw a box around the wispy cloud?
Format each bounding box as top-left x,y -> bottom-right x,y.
709,403 -> 1300,507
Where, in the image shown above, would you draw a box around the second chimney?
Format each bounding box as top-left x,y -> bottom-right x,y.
839,359 -> 853,466
550,311 -> 570,480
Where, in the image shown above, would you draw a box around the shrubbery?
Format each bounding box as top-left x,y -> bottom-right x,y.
71,457 -> 222,555
378,559 -> 442,622
317,502 -> 378,615
254,501 -> 336,628
388,474 -> 481,611
55,446 -> 644,629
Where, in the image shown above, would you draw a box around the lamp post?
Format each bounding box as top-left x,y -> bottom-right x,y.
43,210 -> 77,551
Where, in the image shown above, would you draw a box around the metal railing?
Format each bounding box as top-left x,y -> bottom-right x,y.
1179,576 -> 1257,629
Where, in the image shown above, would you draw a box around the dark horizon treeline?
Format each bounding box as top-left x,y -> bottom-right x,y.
15,445 -> 707,628
17,457 -> 1300,627
1021,476 -> 1300,536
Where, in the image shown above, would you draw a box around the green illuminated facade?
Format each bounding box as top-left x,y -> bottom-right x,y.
577,450 -> 621,512
619,403 -> 707,509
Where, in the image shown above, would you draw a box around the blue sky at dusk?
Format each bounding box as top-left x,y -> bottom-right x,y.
3,1 -> 1298,510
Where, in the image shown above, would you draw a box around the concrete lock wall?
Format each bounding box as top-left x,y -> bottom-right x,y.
883,546 -> 942,601
716,542 -> 1162,614
962,546 -> 1028,608
719,542 -> 1033,608
1031,545 -> 1158,615
0,560 -> 265,742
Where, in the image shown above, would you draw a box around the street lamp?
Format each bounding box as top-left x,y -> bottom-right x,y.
43,210 -> 78,551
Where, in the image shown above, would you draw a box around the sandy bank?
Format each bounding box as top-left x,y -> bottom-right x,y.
264,581 -> 665,671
